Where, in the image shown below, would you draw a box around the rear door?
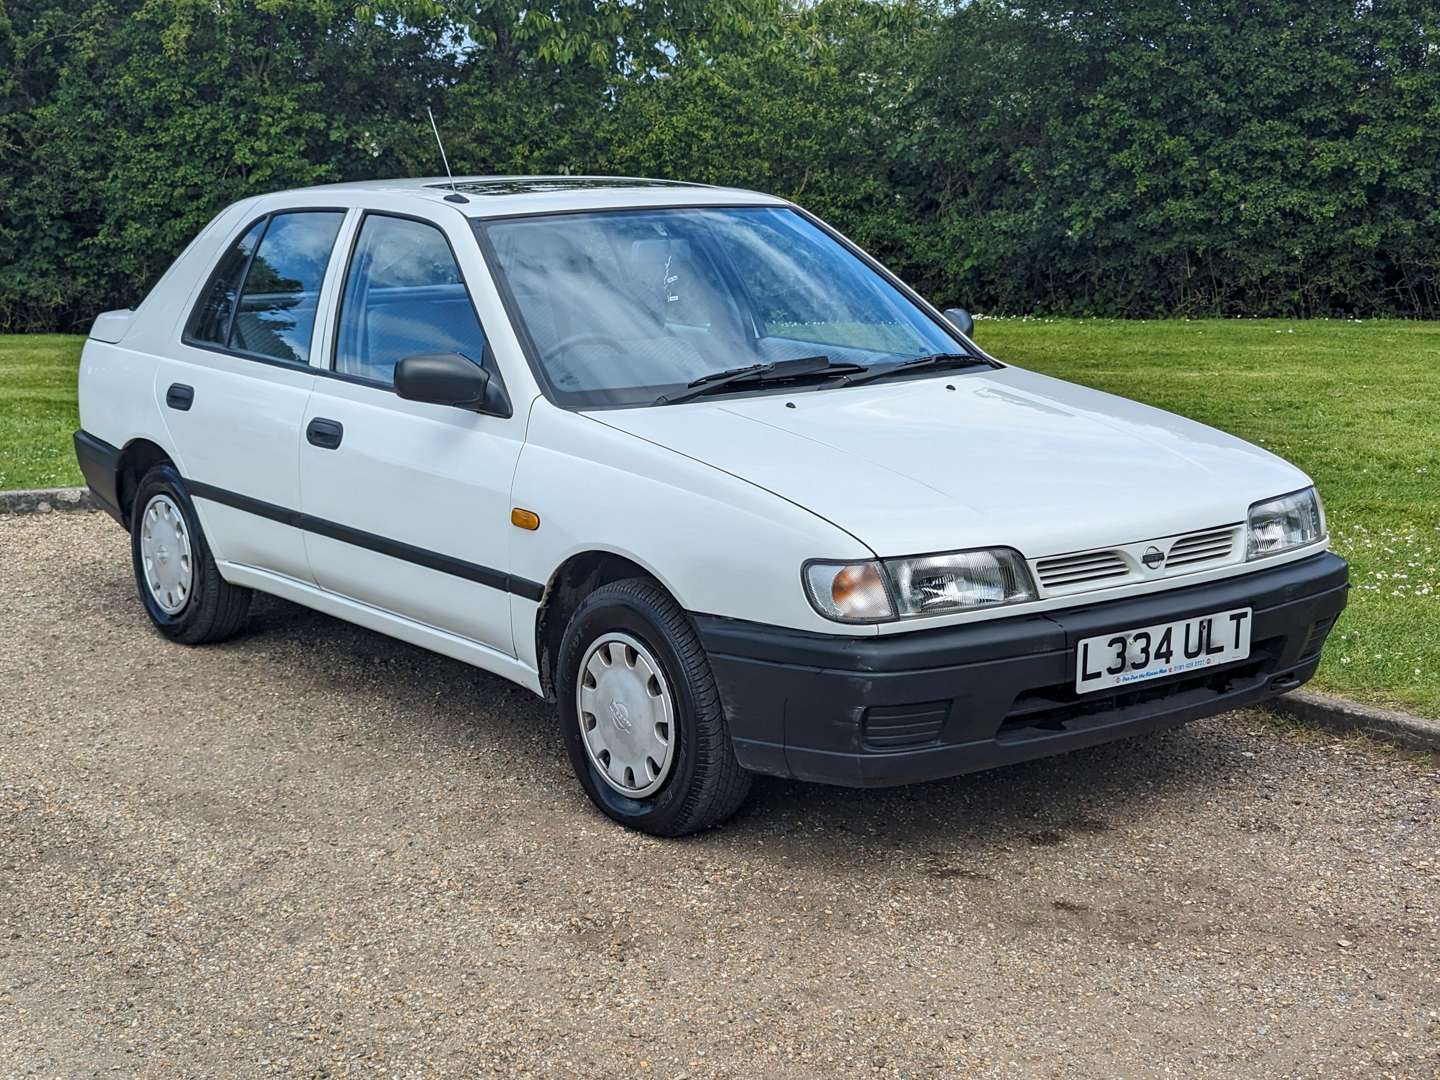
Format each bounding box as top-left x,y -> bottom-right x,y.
298,209 -> 524,654
159,208 -> 347,582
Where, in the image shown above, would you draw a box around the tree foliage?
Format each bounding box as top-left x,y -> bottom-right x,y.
2,0 -> 1439,329
905,0 -> 1440,316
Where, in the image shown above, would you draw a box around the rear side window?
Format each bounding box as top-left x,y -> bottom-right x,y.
334,214 -> 488,387
187,210 -> 345,365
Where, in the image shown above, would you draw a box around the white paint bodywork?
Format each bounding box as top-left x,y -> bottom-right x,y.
77,176 -> 1326,693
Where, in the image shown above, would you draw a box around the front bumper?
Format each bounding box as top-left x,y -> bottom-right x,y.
697,552 -> 1348,787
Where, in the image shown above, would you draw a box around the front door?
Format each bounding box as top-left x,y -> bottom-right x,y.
298,211 -> 523,654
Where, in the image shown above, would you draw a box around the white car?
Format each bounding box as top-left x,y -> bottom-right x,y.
74,176 -> 1348,834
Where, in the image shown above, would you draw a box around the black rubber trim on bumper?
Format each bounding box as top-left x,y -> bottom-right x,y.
697,552 -> 1349,787
72,430 -> 124,524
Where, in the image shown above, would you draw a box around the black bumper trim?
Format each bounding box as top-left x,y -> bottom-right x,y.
697,552 -> 1349,787
73,430 -> 124,524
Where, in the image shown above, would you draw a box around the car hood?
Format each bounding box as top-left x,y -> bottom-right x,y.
583,365 -> 1312,559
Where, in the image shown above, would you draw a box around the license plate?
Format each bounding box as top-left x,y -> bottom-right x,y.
1075,607 -> 1252,694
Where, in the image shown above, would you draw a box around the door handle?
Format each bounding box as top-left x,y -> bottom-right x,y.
166,383 -> 194,411
306,417 -> 344,450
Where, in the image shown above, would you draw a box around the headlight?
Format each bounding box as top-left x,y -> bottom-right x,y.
886,549 -> 1037,616
1246,487 -> 1326,559
803,548 -> 1037,623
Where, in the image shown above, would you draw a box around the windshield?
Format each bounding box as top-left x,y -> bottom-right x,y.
476,206 -> 970,408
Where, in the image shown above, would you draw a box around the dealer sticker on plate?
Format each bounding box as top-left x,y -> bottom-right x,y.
1075,607 -> 1252,694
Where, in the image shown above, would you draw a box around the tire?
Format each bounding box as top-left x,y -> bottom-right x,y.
557,578 -> 752,836
130,462 -> 251,644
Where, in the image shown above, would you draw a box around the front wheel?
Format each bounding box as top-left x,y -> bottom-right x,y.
557,578 -> 752,836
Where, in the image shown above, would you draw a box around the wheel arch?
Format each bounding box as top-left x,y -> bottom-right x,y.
535,549 -> 680,701
115,438 -> 175,530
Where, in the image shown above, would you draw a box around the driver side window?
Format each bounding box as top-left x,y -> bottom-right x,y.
334,214 -> 488,388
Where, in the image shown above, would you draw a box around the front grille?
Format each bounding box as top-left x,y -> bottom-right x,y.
1032,523 -> 1244,597
1034,549 -> 1130,590
1166,526 -> 1238,568
862,701 -> 949,750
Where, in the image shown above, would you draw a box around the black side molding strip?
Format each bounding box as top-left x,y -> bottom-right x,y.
187,480 -> 546,602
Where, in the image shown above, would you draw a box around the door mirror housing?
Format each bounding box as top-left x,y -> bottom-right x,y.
943,307 -> 975,338
394,352 -> 511,417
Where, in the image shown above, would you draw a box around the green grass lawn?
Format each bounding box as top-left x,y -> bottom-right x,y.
2,322 -> 1437,716
0,334 -> 84,490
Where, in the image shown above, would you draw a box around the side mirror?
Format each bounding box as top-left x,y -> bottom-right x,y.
943,307 -> 974,338
394,352 -> 511,417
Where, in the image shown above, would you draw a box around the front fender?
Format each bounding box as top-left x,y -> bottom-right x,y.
508,403 -> 876,639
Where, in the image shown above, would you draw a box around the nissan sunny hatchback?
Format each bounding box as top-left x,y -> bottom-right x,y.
74,176 -> 1349,834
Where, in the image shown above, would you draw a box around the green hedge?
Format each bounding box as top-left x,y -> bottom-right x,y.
3,0 -> 1438,331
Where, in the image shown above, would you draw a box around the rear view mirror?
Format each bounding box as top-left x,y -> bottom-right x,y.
944,307 -> 975,338
394,352 -> 511,417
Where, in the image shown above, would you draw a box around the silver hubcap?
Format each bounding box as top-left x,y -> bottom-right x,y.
139,494 -> 193,615
577,632 -> 676,798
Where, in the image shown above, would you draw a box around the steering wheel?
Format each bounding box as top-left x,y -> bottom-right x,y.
548,332 -> 626,361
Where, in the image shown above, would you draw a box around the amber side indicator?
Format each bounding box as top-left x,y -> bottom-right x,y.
511,508 -> 541,531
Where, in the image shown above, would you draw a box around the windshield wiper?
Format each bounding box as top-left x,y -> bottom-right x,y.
836,352 -> 991,388
655,355 -> 865,405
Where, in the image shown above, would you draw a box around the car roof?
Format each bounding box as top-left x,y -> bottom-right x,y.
275,175 -> 786,218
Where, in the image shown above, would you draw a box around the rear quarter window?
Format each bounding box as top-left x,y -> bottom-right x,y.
186,219 -> 265,345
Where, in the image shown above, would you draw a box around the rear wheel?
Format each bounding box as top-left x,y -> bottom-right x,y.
130,463 -> 251,644
557,578 -> 752,836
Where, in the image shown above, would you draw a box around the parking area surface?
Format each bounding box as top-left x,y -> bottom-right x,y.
1,512 -> 1437,1078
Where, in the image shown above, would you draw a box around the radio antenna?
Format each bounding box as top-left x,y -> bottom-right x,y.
427,106 -> 456,191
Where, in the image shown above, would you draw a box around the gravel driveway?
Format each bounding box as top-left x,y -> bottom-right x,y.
1,512 -> 1436,1078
